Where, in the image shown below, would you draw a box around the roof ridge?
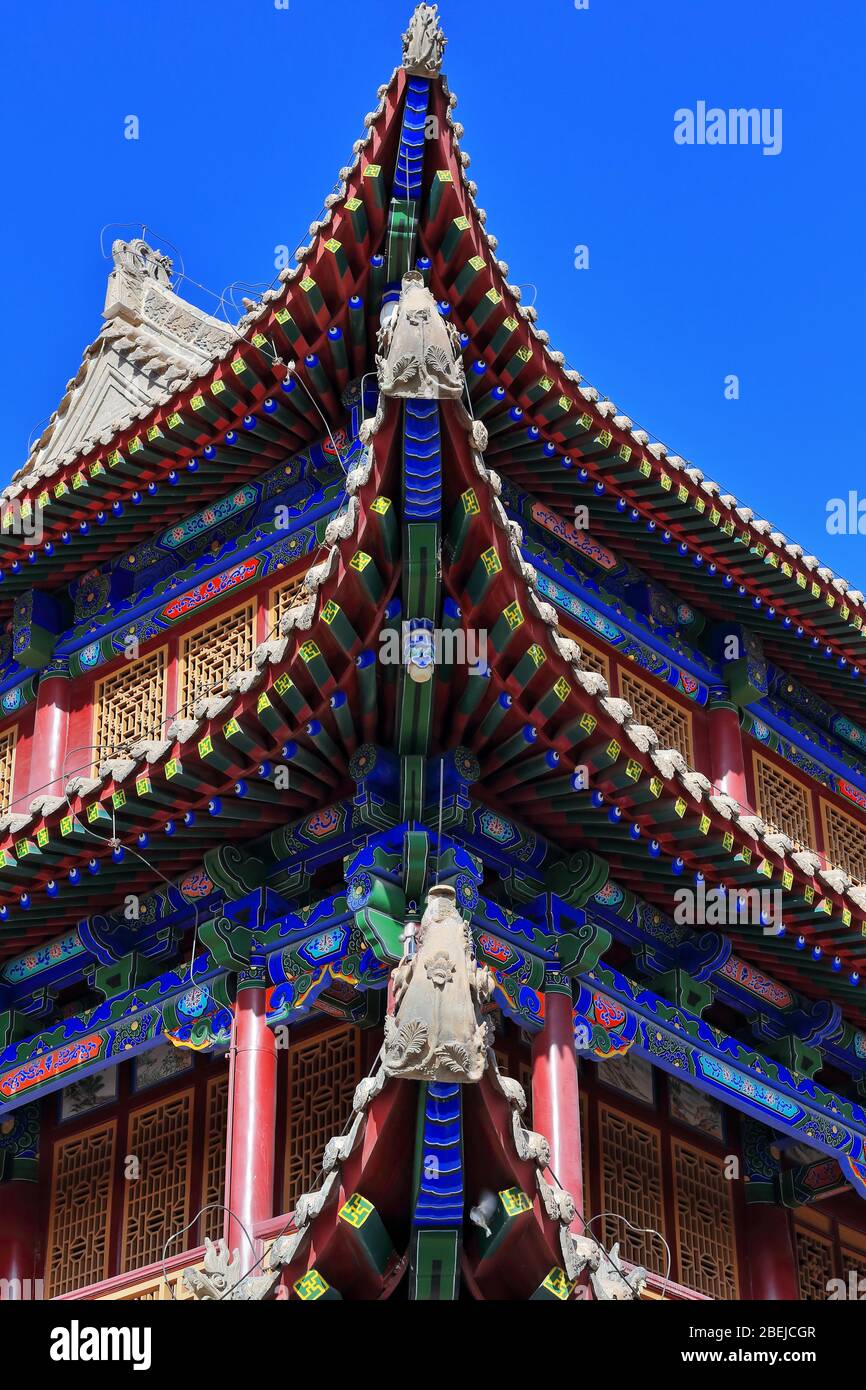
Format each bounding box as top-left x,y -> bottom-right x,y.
15,237 -> 235,491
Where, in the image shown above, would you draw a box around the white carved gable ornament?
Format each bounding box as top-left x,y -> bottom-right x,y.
375,270 -> 465,400
402,3 -> 446,78
383,883 -> 494,1084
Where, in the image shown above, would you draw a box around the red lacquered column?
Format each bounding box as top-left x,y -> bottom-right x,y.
746,1202 -> 800,1300
708,695 -> 748,806
531,973 -> 584,1226
28,663 -> 71,801
224,986 -> 277,1274
0,1178 -> 40,1300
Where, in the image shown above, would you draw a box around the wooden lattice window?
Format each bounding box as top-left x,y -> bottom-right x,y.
285,1026 -> 362,1209
46,1121 -> 116,1296
178,601 -> 256,713
270,571 -> 309,629
557,624 -> 610,684
599,1104 -> 665,1270
794,1225 -> 835,1300
620,668 -> 693,765
0,725 -> 16,815
839,1237 -> 866,1290
821,800 -> 866,884
94,649 -> 166,764
672,1140 -> 739,1298
201,1075 -> 229,1243
121,1090 -> 193,1272
753,753 -> 815,850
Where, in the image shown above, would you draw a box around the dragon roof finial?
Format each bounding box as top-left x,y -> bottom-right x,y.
402,3 -> 446,78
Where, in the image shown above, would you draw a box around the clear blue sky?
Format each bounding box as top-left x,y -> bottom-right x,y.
3,0 -> 864,581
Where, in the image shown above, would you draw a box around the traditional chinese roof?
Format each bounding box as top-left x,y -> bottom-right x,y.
3,15 -> 865,732
17,239 -> 235,490
1,5 -> 865,1035
0,364 -> 864,1045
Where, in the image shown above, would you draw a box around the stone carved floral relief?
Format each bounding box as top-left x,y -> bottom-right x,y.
383,883 -> 494,1084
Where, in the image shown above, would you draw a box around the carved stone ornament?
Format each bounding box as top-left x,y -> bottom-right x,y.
383,883 -> 494,1084
590,1242 -> 649,1301
402,3 -> 446,77
375,270 -> 465,400
182,1237 -> 279,1302
110,236 -> 173,290
103,237 -> 233,360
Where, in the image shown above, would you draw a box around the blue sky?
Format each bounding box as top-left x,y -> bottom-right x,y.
3,0 -> 864,581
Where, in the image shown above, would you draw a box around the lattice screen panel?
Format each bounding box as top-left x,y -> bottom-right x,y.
839,1241 -> 866,1289
179,601 -> 255,713
794,1226 -> 834,1300
821,800 -> 866,884
121,1091 -> 193,1272
46,1121 -> 116,1296
620,668 -> 693,764
578,646 -> 609,681
0,725 -> 16,815
271,572 -> 309,628
599,1105 -> 665,1269
285,1027 -> 362,1209
94,649 -> 166,763
201,1075 -> 229,1243
753,754 -> 815,850
557,625 -> 610,684
672,1140 -> 739,1298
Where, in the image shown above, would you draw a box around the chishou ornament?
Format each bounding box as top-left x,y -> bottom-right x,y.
376,270 -> 465,401
383,883 -> 495,1083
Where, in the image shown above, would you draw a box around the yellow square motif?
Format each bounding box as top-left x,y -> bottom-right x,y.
339,1193 -> 374,1228
294,1270 -> 330,1301
499,1188 -> 532,1217
542,1268 -> 575,1300
504,601 -> 524,630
